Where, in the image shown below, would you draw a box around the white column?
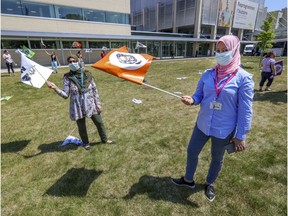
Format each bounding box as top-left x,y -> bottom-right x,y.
193,0 -> 202,57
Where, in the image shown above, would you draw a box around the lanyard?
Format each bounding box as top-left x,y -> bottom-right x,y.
214,70 -> 237,97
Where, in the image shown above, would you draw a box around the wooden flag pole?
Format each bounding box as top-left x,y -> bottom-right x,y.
142,83 -> 181,99
68,127 -> 77,136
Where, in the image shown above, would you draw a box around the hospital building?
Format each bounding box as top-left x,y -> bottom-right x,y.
1,0 -> 287,68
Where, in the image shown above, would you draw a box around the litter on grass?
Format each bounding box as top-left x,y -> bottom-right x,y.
132,98 -> 143,104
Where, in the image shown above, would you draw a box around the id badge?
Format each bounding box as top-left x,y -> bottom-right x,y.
210,101 -> 222,110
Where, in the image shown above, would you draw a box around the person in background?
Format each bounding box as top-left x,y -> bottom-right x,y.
76,51 -> 85,68
100,50 -> 106,59
207,49 -> 211,56
3,50 -> 16,76
45,50 -> 60,73
47,56 -> 115,150
259,51 -> 276,91
171,35 -> 254,202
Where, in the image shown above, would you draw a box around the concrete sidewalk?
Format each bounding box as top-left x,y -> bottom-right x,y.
1,65 -> 69,74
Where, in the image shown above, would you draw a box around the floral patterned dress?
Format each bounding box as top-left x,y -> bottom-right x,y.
55,75 -> 101,121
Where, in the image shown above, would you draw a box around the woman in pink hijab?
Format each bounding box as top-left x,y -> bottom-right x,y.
172,35 -> 254,202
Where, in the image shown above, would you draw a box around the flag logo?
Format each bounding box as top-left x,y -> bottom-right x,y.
18,50 -> 53,88
109,51 -> 148,70
92,46 -> 155,84
275,60 -> 283,75
22,45 -> 35,59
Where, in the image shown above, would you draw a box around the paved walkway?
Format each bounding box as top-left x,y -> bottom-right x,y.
1,56 -> 212,74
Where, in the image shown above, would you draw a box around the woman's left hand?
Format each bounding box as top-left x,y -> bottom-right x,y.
232,138 -> 246,152
96,104 -> 102,113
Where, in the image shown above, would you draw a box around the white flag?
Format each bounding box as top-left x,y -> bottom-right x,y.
135,41 -> 147,50
19,50 -> 53,88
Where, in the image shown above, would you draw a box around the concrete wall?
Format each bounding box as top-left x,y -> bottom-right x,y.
1,16 -> 131,36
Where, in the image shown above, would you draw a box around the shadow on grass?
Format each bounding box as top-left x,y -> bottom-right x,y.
45,167 -> 102,197
22,141 -> 80,158
22,141 -> 105,158
123,175 -> 202,207
1,140 -> 31,153
253,90 -> 287,104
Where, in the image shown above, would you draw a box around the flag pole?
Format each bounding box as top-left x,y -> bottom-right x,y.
68,127 -> 77,136
142,83 -> 181,99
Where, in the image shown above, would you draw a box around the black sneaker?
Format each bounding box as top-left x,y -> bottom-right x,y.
205,184 -> 215,202
171,177 -> 195,189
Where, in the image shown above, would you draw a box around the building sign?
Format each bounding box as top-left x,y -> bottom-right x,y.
218,0 -> 236,27
233,0 -> 259,30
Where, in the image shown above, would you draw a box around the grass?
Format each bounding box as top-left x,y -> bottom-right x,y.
1,56 -> 287,216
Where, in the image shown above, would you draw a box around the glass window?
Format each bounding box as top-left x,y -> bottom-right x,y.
30,40 -> 42,49
55,6 -> 83,20
147,41 -> 161,57
1,0 -> 23,15
106,12 -> 129,24
30,40 -> 59,49
83,9 -> 105,22
1,40 -> 29,49
186,42 -> 194,57
176,42 -> 185,56
202,0 -> 218,25
89,41 -> 109,49
1,1 -> 129,25
111,41 -> 128,48
62,41 -> 85,49
22,1 -> 54,18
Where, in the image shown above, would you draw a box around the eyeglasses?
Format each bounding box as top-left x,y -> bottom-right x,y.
68,60 -> 77,63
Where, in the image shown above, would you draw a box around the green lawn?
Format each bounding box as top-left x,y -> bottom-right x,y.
1,56 -> 287,216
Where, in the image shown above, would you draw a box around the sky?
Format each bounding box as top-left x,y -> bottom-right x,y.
264,0 -> 287,12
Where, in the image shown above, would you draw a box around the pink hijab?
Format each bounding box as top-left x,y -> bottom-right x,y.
215,35 -> 241,81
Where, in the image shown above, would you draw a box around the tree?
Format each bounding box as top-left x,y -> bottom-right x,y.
256,15 -> 276,67
256,15 -> 276,55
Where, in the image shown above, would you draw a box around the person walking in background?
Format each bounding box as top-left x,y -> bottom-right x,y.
76,51 -> 85,68
259,51 -> 276,91
100,50 -> 106,59
3,50 -> 16,76
171,35 -> 254,202
44,50 -> 60,73
47,55 -> 115,150
207,49 -> 211,56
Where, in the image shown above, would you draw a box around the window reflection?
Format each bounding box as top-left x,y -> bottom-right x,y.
83,9 -> 105,22
22,1 -> 53,18
30,40 -> 58,49
1,40 -> 28,49
56,6 -> 83,20
1,0 -> 129,25
1,0 -> 22,15
62,41 -> 85,49
89,41 -> 109,49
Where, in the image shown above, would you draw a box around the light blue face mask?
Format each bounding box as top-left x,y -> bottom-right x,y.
69,62 -> 80,71
215,51 -> 233,66
215,42 -> 240,66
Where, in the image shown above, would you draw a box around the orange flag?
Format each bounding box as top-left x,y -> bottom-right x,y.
92,46 -> 155,85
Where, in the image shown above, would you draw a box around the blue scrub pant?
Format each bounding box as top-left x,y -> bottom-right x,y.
185,124 -> 234,185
